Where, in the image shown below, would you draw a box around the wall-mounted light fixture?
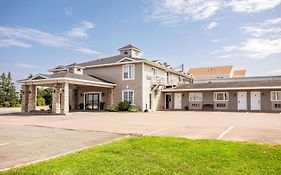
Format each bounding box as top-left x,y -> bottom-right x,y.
80,93 -> 83,97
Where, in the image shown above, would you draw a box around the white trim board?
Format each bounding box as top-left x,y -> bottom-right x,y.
162,86 -> 281,92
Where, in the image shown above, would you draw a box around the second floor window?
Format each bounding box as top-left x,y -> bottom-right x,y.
123,64 -> 135,80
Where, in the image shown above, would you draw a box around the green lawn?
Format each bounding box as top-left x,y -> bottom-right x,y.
2,137 -> 281,175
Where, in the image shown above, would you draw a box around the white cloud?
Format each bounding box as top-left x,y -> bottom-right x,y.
0,26 -> 70,48
147,0 -> 222,25
0,38 -> 31,48
0,21 -> 102,56
64,7 -> 73,16
206,21 -> 218,29
75,47 -> 101,55
228,0 -> 281,13
66,21 -> 94,38
16,63 -> 38,68
146,0 -> 281,25
213,17 -> 281,59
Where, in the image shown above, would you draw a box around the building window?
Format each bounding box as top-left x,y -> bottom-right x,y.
152,67 -> 158,77
122,90 -> 134,104
216,103 -> 226,108
274,104 -> 281,108
214,92 -> 229,101
271,91 -> 281,101
191,103 -> 200,107
189,93 -> 203,101
122,64 -> 135,80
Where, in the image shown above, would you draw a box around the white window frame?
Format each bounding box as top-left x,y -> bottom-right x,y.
271,91 -> 281,101
122,64 -> 135,80
152,67 -> 158,76
122,90 -> 134,104
189,93 -> 203,101
214,92 -> 229,101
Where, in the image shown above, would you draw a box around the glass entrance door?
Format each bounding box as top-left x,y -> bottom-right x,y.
85,93 -> 100,110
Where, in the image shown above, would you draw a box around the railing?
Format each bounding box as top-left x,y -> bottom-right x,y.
151,76 -> 178,86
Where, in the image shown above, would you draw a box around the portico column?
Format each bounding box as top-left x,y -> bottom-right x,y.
62,82 -> 69,114
107,88 -> 114,109
52,84 -> 61,114
21,85 -> 29,112
27,85 -> 36,112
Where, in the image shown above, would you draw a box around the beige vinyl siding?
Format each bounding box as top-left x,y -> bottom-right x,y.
83,62 -> 143,109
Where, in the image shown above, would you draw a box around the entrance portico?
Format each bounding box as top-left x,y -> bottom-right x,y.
19,73 -> 116,115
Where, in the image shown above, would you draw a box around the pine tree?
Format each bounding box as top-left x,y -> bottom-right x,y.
0,72 -> 19,107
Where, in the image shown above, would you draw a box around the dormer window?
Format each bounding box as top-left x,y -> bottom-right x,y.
124,51 -> 128,55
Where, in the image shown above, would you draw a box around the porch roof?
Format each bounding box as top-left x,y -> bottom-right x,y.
18,72 -> 116,88
162,80 -> 281,92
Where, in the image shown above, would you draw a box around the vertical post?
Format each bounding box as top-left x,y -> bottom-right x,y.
63,82 -> 69,114
27,85 -> 36,112
52,84 -> 61,114
107,88 -> 114,109
21,85 -> 29,112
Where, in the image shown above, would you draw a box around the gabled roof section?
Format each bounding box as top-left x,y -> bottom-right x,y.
118,44 -> 141,51
30,74 -> 51,80
48,65 -> 68,72
233,70 -> 246,78
188,65 -> 233,76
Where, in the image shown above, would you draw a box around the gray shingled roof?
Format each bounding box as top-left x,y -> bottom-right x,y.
119,44 -> 141,51
169,80 -> 281,90
50,72 -> 115,84
78,55 -> 144,67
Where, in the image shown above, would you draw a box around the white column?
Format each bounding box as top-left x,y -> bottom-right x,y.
52,84 -> 61,114
27,85 -> 36,112
62,82 -> 69,114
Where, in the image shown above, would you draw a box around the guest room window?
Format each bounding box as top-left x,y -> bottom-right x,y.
189,93 -> 203,101
271,91 -> 281,101
214,92 -> 229,101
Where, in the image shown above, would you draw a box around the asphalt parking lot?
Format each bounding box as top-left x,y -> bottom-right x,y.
1,111 -> 281,170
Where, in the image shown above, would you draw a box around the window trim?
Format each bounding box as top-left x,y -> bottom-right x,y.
122,64 -> 135,80
189,93 -> 203,101
271,91 -> 281,101
122,90 -> 134,104
214,92 -> 229,101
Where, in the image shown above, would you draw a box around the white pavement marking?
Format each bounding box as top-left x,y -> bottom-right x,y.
0,143 -> 10,146
144,127 -> 171,136
0,135 -> 128,172
217,125 -> 235,140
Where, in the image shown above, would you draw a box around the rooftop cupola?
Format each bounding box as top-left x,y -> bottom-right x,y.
119,44 -> 142,58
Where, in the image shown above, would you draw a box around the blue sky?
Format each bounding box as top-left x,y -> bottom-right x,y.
1,0 -> 281,87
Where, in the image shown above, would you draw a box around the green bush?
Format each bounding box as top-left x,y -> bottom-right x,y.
118,101 -> 131,111
37,97 -> 46,106
128,106 -> 139,112
109,105 -> 119,112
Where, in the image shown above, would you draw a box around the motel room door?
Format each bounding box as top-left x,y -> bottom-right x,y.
250,91 -> 261,111
165,94 -> 172,109
174,93 -> 182,109
238,92 -> 247,110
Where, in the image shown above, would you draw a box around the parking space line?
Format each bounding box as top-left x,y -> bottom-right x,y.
144,127 -> 170,136
0,143 -> 10,146
217,125 -> 235,140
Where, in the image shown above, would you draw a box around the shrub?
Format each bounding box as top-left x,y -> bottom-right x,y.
37,97 -> 46,106
128,106 -> 139,112
118,101 -> 131,111
109,105 -> 119,112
